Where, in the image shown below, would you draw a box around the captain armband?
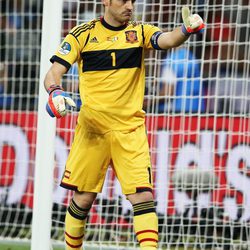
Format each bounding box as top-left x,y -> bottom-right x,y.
150,31 -> 163,50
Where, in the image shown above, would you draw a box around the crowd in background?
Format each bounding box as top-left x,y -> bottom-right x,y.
0,0 -> 43,110
0,0 -> 249,114
144,0 -> 250,114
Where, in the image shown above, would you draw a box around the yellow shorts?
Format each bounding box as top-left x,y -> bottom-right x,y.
60,123 -> 153,195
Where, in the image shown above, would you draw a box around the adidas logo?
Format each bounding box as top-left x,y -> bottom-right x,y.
90,37 -> 98,43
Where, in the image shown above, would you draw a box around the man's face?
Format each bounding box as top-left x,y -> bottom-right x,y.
104,0 -> 136,24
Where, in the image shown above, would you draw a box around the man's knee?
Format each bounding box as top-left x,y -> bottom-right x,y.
126,191 -> 154,205
73,191 -> 97,209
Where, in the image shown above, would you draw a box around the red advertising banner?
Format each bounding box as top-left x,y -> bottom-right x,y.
146,116 -> 250,220
1,112 -> 250,221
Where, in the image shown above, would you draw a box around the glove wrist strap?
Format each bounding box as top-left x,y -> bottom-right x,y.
47,84 -> 64,94
181,24 -> 191,36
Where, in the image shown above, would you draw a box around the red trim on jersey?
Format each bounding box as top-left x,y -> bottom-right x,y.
65,232 -> 84,240
65,240 -> 82,248
136,229 -> 158,236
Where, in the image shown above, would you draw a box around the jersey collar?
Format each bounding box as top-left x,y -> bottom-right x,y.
100,16 -> 127,31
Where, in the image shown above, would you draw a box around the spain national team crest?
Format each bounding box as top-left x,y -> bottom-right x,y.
125,30 -> 138,43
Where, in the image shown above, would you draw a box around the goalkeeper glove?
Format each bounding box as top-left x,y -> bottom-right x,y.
181,6 -> 205,36
46,84 -> 76,118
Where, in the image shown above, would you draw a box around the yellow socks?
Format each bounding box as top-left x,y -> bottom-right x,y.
65,199 -> 90,250
133,201 -> 158,250
65,199 -> 157,249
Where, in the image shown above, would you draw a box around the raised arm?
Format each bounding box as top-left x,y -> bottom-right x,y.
157,7 -> 205,50
157,27 -> 188,50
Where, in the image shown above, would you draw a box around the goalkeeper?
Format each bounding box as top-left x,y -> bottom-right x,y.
44,1 -> 204,249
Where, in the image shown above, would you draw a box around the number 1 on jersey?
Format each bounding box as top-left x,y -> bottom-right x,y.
111,52 -> 116,67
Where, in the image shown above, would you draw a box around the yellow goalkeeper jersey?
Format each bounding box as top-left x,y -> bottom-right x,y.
51,17 -> 161,133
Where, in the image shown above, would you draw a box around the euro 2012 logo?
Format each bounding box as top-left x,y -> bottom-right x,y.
59,42 -> 71,55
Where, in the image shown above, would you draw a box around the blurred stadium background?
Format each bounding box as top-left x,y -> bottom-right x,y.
0,0 -> 250,249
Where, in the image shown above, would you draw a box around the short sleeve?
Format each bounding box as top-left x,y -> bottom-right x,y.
142,24 -> 162,49
50,24 -> 90,70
